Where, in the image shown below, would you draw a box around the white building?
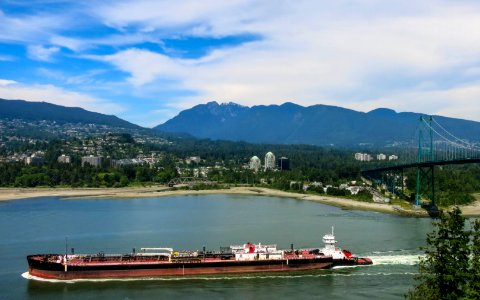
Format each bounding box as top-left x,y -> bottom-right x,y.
354,153 -> 373,161
389,155 -> 399,161
377,153 -> 387,160
249,156 -> 261,172
186,156 -> 201,164
264,152 -> 276,171
57,154 -> 71,164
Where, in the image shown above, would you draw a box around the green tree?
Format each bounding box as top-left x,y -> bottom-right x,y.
467,219 -> 480,299
407,207 -> 474,299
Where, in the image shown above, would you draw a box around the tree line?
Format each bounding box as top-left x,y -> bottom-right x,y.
408,207 -> 480,299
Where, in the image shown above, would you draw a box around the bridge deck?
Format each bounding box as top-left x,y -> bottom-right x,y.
361,158 -> 480,174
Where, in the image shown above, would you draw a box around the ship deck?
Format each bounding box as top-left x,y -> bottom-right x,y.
30,253 -> 325,267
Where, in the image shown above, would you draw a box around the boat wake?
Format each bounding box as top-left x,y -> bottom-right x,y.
371,254 -> 421,266
367,250 -> 423,266
22,269 -> 418,283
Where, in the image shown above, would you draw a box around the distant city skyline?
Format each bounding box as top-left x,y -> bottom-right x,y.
1,1 -> 480,127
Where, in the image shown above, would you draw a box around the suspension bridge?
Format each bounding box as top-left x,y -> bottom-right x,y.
361,116 -> 480,209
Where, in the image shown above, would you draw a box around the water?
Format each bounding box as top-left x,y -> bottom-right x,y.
0,195 -> 433,299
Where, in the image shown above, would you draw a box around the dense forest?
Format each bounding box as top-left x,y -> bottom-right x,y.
403,165 -> 480,206
1,135 -> 479,207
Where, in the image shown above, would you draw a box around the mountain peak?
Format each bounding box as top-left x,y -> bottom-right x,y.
368,108 -> 397,117
155,101 -> 480,146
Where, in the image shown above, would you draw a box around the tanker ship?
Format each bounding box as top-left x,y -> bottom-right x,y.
27,228 -> 371,280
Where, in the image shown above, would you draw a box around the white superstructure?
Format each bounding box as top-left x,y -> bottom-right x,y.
230,243 -> 283,261
320,227 -> 351,260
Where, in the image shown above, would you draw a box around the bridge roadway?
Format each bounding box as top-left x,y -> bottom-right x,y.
361,158 -> 480,174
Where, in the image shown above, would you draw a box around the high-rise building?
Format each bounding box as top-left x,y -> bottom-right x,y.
264,152 -> 276,171
249,156 -> 261,172
81,155 -> 103,167
278,157 -> 290,170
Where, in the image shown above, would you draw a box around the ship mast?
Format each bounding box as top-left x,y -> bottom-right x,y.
65,236 -> 68,261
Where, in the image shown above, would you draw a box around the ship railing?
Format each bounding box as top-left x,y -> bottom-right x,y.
141,247 -> 173,253
136,253 -> 171,258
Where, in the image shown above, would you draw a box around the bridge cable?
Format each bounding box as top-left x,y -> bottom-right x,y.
431,117 -> 475,148
421,118 -> 480,152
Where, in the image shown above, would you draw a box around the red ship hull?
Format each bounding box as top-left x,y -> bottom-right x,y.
28,255 -> 333,280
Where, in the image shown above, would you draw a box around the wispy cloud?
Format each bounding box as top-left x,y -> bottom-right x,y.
2,1 -> 480,125
0,54 -> 14,61
355,83 -> 480,122
86,1 -> 480,122
0,9 -> 69,45
27,45 -> 60,61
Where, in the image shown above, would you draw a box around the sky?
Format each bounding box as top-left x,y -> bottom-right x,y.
1,0 -> 480,127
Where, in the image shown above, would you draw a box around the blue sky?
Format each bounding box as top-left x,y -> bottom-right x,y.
1,0 -> 480,127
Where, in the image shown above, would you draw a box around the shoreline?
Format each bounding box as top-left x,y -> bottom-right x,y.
1,186 -> 478,217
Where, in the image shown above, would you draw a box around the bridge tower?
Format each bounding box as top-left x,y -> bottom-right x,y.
415,116 -> 436,206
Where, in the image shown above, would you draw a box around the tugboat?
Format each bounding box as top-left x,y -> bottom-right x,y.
321,227 -> 373,266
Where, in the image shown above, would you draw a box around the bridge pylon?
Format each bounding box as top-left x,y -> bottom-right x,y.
415,116 -> 436,206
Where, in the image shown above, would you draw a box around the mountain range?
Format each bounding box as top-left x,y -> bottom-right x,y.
155,101 -> 480,146
2,98 -> 479,147
0,99 -> 140,129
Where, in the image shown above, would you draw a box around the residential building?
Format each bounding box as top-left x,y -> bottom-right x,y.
376,153 -> 387,160
249,156 -> 261,172
57,154 -> 71,164
186,156 -> 201,164
354,153 -> 373,161
25,154 -> 44,165
81,155 -> 103,167
264,152 -> 276,171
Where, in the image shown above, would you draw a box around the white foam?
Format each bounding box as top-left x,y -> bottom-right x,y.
331,265 -> 358,270
370,254 -> 422,266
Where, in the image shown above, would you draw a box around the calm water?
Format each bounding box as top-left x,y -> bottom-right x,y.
0,195 -> 433,299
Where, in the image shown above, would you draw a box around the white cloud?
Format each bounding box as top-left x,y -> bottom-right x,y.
349,83 -> 480,122
0,79 -> 123,114
0,9 -> 70,45
87,1 -> 480,122
101,48 -> 188,86
27,45 -> 60,61
0,79 -> 17,86
3,1 -> 480,123
94,0 -> 261,36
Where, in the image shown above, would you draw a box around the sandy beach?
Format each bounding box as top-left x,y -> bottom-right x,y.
1,186 -> 478,217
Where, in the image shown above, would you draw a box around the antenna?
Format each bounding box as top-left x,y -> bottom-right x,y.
65,236 -> 68,261
331,226 -> 334,236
